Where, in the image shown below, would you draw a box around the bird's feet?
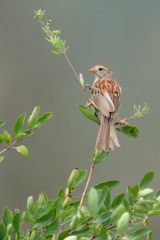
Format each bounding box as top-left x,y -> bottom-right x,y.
86,99 -> 97,108
116,116 -> 129,128
83,84 -> 92,91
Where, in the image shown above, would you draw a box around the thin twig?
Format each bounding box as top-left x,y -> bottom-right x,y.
79,162 -> 95,209
43,23 -> 96,210
0,138 -> 22,155
91,234 -> 100,240
43,24 -> 90,102
62,52 -> 90,101
62,51 -> 95,210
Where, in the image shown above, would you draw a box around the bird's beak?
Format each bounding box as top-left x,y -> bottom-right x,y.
89,67 -> 96,73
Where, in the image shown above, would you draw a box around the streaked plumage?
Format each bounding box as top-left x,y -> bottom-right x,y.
89,65 -> 121,152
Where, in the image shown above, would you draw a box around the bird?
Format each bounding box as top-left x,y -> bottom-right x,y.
88,64 -> 126,152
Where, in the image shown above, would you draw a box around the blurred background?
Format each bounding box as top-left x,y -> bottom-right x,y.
0,0 -> 160,237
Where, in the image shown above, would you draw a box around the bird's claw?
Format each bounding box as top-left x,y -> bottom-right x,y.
83,84 -> 92,91
119,118 -> 129,128
86,99 -> 97,108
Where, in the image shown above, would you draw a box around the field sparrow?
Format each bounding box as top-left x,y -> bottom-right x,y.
89,65 -> 124,152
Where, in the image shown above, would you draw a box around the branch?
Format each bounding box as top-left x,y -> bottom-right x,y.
79,162 -> 95,209
62,52 -> 90,101
0,138 -> 22,155
42,25 -> 90,102
36,18 -> 97,210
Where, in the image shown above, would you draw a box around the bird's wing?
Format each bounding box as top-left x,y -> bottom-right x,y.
92,79 -> 121,117
92,90 -> 115,118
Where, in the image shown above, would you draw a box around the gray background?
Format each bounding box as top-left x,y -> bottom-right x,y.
0,0 -> 160,238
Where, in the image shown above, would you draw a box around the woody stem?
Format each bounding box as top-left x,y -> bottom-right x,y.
79,162 -> 95,209
62,52 -> 90,101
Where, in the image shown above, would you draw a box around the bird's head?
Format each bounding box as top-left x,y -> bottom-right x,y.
89,65 -> 114,80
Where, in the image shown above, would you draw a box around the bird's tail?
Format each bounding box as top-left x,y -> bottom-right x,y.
95,115 -> 120,152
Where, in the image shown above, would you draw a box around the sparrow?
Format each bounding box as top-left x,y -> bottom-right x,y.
89,64 -> 125,152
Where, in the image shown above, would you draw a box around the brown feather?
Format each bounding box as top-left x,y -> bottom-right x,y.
91,69 -> 121,152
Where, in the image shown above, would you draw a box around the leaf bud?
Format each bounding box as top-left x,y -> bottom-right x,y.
67,168 -> 79,190
62,195 -> 73,209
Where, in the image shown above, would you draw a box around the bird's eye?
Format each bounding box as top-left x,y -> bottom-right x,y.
99,68 -> 103,71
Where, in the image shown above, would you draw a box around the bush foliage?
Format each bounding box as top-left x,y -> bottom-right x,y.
0,9 -> 157,240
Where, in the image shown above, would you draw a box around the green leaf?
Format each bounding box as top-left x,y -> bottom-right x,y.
34,9 -> 45,20
79,73 -> 84,87
27,196 -> 34,213
0,223 -> 6,239
138,188 -> 154,197
21,211 -> 33,222
15,145 -> 29,158
70,215 -> 79,231
117,212 -> 130,235
111,193 -> 125,209
54,197 -> 63,215
116,125 -> 139,138
127,186 -> 135,206
147,230 -> 153,240
71,227 -> 90,237
92,212 -> 111,224
20,130 -> 33,138
78,238 -> 90,240
142,103 -> 150,115
104,189 -> 110,210
50,50 -> 61,55
46,219 -> 59,236
33,208 -> 55,230
131,185 -> 139,198
154,189 -> 160,199
3,130 -> 12,144
58,189 -> 65,198
72,200 -> 80,209
98,188 -> 109,211
77,104 -> 100,124
3,207 -> 13,227
88,187 -> 99,217
94,181 -> 119,191
133,203 -> 148,214
148,210 -> 160,216
77,206 -> 90,224
62,196 -> 73,209
30,230 -> 36,239
74,170 -> 88,188
93,149 -> 109,164
56,207 -> 75,219
13,113 -> 26,138
34,201 -> 53,219
122,198 -> 130,212
0,156 -> 5,163
129,228 -> 152,240
99,226 -> 107,240
58,230 -> 70,240
64,236 -> 77,240
28,106 -> 40,128
13,212 -> 21,234
67,168 -> 79,190
38,192 -> 48,205
111,205 -> 125,222
32,112 -> 53,129
7,223 -> 14,234
134,104 -> 138,115
140,171 -> 154,190
0,120 -> 5,128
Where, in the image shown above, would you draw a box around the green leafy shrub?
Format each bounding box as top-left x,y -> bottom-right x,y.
0,9 -> 157,240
